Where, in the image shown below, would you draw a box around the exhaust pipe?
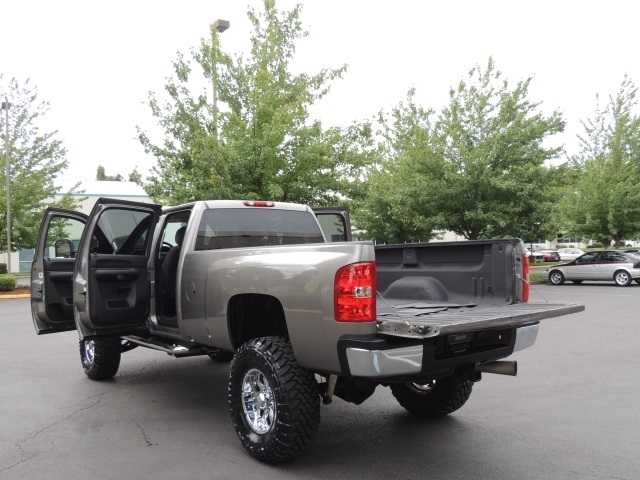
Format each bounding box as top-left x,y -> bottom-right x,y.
476,360 -> 518,376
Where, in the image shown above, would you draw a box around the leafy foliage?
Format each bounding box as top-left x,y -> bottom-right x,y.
0,76 -> 80,251
96,165 -> 124,181
0,274 -> 16,291
352,89 -> 440,243
138,1 -> 374,205
562,76 -> 640,245
357,58 -> 566,243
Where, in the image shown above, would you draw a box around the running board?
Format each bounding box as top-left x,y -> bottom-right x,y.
121,335 -> 210,356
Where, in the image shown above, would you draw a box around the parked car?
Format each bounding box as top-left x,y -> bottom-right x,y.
557,248 -> 585,261
525,248 -> 545,262
540,250 -> 560,262
546,250 -> 640,286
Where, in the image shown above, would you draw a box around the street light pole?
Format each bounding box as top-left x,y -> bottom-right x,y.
1,99 -> 11,273
210,19 -> 230,139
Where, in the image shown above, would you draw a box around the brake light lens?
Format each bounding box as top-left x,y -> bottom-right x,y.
334,262 -> 376,322
243,201 -> 275,207
522,253 -> 530,303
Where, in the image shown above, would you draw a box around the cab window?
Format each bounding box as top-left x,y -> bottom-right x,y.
96,209 -> 153,255
195,209 -> 324,250
44,216 -> 85,259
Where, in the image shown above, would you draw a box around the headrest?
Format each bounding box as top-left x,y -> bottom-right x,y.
175,226 -> 187,246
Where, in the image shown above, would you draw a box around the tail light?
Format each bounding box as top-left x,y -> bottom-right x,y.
522,253 -> 530,303
334,262 -> 376,322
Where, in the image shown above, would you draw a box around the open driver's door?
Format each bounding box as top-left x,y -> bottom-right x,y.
31,208 -> 88,334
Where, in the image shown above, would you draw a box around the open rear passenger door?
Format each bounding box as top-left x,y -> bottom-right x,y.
313,206 -> 352,242
73,198 -> 162,339
31,208 -> 88,334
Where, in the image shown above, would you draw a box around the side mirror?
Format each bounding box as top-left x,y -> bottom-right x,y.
54,239 -> 74,258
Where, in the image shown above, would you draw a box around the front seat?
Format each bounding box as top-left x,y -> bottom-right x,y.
162,226 -> 186,316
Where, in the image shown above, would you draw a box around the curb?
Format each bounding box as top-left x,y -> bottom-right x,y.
0,293 -> 30,299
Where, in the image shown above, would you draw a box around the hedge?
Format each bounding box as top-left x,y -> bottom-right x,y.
0,275 -> 17,291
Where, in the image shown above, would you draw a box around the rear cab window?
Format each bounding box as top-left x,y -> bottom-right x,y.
195,208 -> 325,251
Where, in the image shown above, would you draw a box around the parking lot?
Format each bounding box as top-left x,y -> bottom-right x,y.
1,284 -> 639,480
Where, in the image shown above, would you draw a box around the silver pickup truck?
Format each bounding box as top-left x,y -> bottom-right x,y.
30,198 -> 584,463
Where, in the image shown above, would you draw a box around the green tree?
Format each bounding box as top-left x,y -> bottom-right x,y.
0,76 -> 80,251
353,89 -> 440,243
432,58 -> 565,240
358,59 -> 566,243
138,0 -> 374,205
562,76 -> 640,245
96,164 -> 124,181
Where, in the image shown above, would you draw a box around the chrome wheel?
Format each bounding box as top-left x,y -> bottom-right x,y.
79,338 -> 121,380
614,270 -> 631,286
82,340 -> 95,367
390,371 -> 473,417
407,381 -> 436,394
549,270 -> 565,285
229,337 -> 320,463
242,368 -> 276,434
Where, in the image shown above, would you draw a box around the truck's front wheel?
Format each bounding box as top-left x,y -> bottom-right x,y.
390,371 -> 473,417
228,336 -> 320,463
79,339 -> 122,380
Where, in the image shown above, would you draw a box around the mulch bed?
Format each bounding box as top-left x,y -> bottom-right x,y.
0,286 -> 30,297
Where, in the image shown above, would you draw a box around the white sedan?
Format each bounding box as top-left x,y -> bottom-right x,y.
557,248 -> 585,261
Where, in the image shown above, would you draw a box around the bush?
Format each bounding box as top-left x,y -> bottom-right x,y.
0,263 -> 7,275
0,275 -> 16,291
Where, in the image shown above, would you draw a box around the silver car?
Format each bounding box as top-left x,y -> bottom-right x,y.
557,247 -> 585,261
546,250 -> 640,286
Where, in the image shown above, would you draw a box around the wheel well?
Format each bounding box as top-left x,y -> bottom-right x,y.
228,294 -> 288,349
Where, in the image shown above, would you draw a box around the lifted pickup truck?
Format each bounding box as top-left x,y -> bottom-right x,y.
30,198 -> 584,463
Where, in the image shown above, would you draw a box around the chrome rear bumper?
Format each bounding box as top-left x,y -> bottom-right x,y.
345,323 -> 540,378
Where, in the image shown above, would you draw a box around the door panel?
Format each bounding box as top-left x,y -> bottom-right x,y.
30,209 -> 87,334
87,254 -> 150,327
74,198 -> 161,338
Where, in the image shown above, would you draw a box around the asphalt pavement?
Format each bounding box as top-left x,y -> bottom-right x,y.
1,286 -> 639,480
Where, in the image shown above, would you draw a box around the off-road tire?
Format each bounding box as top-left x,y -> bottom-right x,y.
390,371 -> 473,418
80,339 -> 122,380
548,270 -> 565,285
208,350 -> 234,363
228,336 -> 320,464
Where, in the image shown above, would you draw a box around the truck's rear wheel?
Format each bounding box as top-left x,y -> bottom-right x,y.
80,339 -> 121,380
228,336 -> 320,463
390,371 -> 473,417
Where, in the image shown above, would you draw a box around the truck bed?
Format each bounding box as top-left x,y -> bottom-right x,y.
373,239 -> 584,339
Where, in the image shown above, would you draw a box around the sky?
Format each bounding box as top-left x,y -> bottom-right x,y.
2,0 -> 640,189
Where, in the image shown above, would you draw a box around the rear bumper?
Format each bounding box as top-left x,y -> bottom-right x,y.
340,323 -> 539,378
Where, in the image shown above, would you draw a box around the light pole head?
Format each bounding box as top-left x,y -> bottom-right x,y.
212,19 -> 230,33
1,101 -> 10,111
